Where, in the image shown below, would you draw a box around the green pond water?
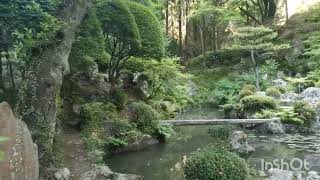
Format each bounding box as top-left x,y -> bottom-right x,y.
107,107 -> 320,179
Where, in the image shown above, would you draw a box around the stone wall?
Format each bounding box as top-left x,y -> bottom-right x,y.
0,102 -> 39,180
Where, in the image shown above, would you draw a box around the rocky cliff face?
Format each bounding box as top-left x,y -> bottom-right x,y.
0,102 -> 39,180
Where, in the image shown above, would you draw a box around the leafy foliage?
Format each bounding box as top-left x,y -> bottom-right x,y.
241,95 -> 277,113
109,89 -> 128,110
69,9 -> 110,74
129,101 -> 161,135
293,101 -> 317,127
208,125 -> 234,142
184,148 -> 250,180
128,1 -> 165,59
266,87 -> 281,98
278,109 -> 303,126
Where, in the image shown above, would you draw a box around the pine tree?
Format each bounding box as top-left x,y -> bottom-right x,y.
229,26 -> 289,90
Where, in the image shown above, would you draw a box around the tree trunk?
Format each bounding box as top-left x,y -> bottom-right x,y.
285,0 -> 289,23
7,55 -> 15,89
251,50 -> 260,91
17,0 -> 89,170
178,0 -> 183,56
0,54 -> 3,89
199,27 -> 205,56
166,0 -> 169,35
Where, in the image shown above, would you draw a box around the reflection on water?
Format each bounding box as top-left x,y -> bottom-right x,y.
107,108 -> 320,179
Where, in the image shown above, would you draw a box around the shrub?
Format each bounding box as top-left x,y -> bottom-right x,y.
253,109 -> 277,119
278,110 -> 303,125
293,101 -> 317,127
110,89 -> 128,110
239,84 -> 256,99
184,148 -> 250,180
130,101 -> 161,135
208,125 -> 234,142
266,87 -> 281,98
241,95 -> 277,113
241,84 -> 256,92
212,78 -> 240,105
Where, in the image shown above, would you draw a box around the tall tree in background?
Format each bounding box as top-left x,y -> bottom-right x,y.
229,26 -> 289,90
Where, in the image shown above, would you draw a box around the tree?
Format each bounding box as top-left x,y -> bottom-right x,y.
229,0 -> 276,24
128,1 -> 165,59
229,26 -> 289,90
304,32 -> 320,70
96,0 -> 141,88
68,8 -> 110,74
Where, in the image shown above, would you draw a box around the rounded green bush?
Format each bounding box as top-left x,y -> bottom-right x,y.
266,87 -> 281,98
184,148 -> 250,180
241,95 -> 277,113
208,125 -> 234,142
293,101 -> 317,127
130,101 -> 160,135
239,84 -> 256,99
241,84 -> 257,92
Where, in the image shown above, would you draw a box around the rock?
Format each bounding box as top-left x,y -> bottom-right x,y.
113,135 -> 159,154
113,173 -> 144,180
280,92 -> 300,106
307,171 -> 320,180
54,168 -> 71,180
230,131 -> 255,155
277,71 -> 285,79
0,102 -> 39,180
259,170 -> 267,177
256,91 -> 266,96
302,87 -> 320,108
256,122 -> 285,134
186,80 -> 198,97
80,165 -> 143,180
272,79 -> 287,88
267,168 -> 294,180
61,72 -> 111,126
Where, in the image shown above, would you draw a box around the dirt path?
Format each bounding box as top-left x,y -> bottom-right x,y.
62,128 -> 93,180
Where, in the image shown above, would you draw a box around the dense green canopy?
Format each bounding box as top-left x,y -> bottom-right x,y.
128,1 -> 165,59
69,9 -> 110,73
96,0 -> 141,52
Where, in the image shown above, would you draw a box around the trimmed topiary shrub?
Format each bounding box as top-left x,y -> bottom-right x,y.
129,101 -> 161,135
239,84 -> 256,99
184,148 -> 250,180
266,87 -> 281,98
208,125 -> 234,142
110,89 -> 128,110
128,1 -> 165,59
293,101 -> 317,127
241,84 -> 256,92
241,95 -> 277,113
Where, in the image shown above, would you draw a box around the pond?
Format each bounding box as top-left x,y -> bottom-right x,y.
107,107 -> 320,179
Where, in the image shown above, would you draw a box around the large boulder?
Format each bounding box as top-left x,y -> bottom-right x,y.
112,135 -> 159,154
256,122 -> 285,134
80,165 -> 143,180
0,102 -> 39,180
302,87 -> 320,108
230,131 -> 255,156
61,72 -> 111,126
267,169 -> 294,180
280,92 -> 300,106
272,79 -> 287,88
